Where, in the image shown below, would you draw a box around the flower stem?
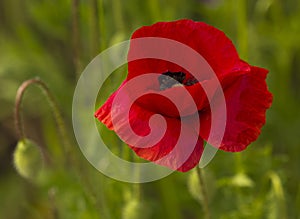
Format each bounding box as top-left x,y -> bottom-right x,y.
236,0 -> 248,60
133,155 -> 141,200
91,0 -> 100,55
48,188 -> 60,219
98,0 -> 106,50
196,167 -> 211,219
71,0 -> 82,78
112,0 -> 124,32
14,78 -> 72,164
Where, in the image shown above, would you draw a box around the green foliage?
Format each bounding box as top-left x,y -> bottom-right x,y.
122,199 -> 151,219
0,0 -> 299,218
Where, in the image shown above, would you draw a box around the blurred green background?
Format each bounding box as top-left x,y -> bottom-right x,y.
0,0 -> 300,218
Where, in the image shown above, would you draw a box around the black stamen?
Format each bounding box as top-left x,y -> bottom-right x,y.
158,71 -> 185,90
158,71 -> 198,90
185,78 -> 198,86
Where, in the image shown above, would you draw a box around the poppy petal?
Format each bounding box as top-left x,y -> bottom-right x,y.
199,66 -> 273,152
95,83 -> 204,172
127,19 -> 248,81
129,115 -> 204,172
135,78 -> 219,117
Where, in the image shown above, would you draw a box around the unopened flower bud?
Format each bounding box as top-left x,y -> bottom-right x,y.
13,138 -> 44,181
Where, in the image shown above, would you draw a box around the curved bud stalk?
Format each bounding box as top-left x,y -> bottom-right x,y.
14,78 -> 73,175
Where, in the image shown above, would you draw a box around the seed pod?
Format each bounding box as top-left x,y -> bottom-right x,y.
13,138 -> 44,181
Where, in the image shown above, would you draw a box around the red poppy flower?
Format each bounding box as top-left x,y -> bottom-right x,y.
95,19 -> 272,172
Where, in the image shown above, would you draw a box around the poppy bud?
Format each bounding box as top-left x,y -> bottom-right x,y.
122,199 -> 150,219
13,138 -> 44,181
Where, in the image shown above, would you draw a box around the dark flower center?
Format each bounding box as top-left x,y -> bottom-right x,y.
158,71 -> 198,90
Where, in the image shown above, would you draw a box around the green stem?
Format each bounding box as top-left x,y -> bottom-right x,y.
133,155 -> 141,201
236,0 -> 248,60
196,167 -> 211,219
98,0 -> 106,51
234,0 -> 248,211
48,188 -> 60,219
14,78 -> 72,164
112,0 -> 124,32
91,0 -> 100,55
71,0 -> 82,78
15,82 -> 27,140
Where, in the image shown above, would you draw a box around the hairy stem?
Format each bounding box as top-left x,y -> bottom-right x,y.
71,0 -> 82,78
14,78 -> 72,163
196,167 -> 211,219
91,0 -> 100,55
